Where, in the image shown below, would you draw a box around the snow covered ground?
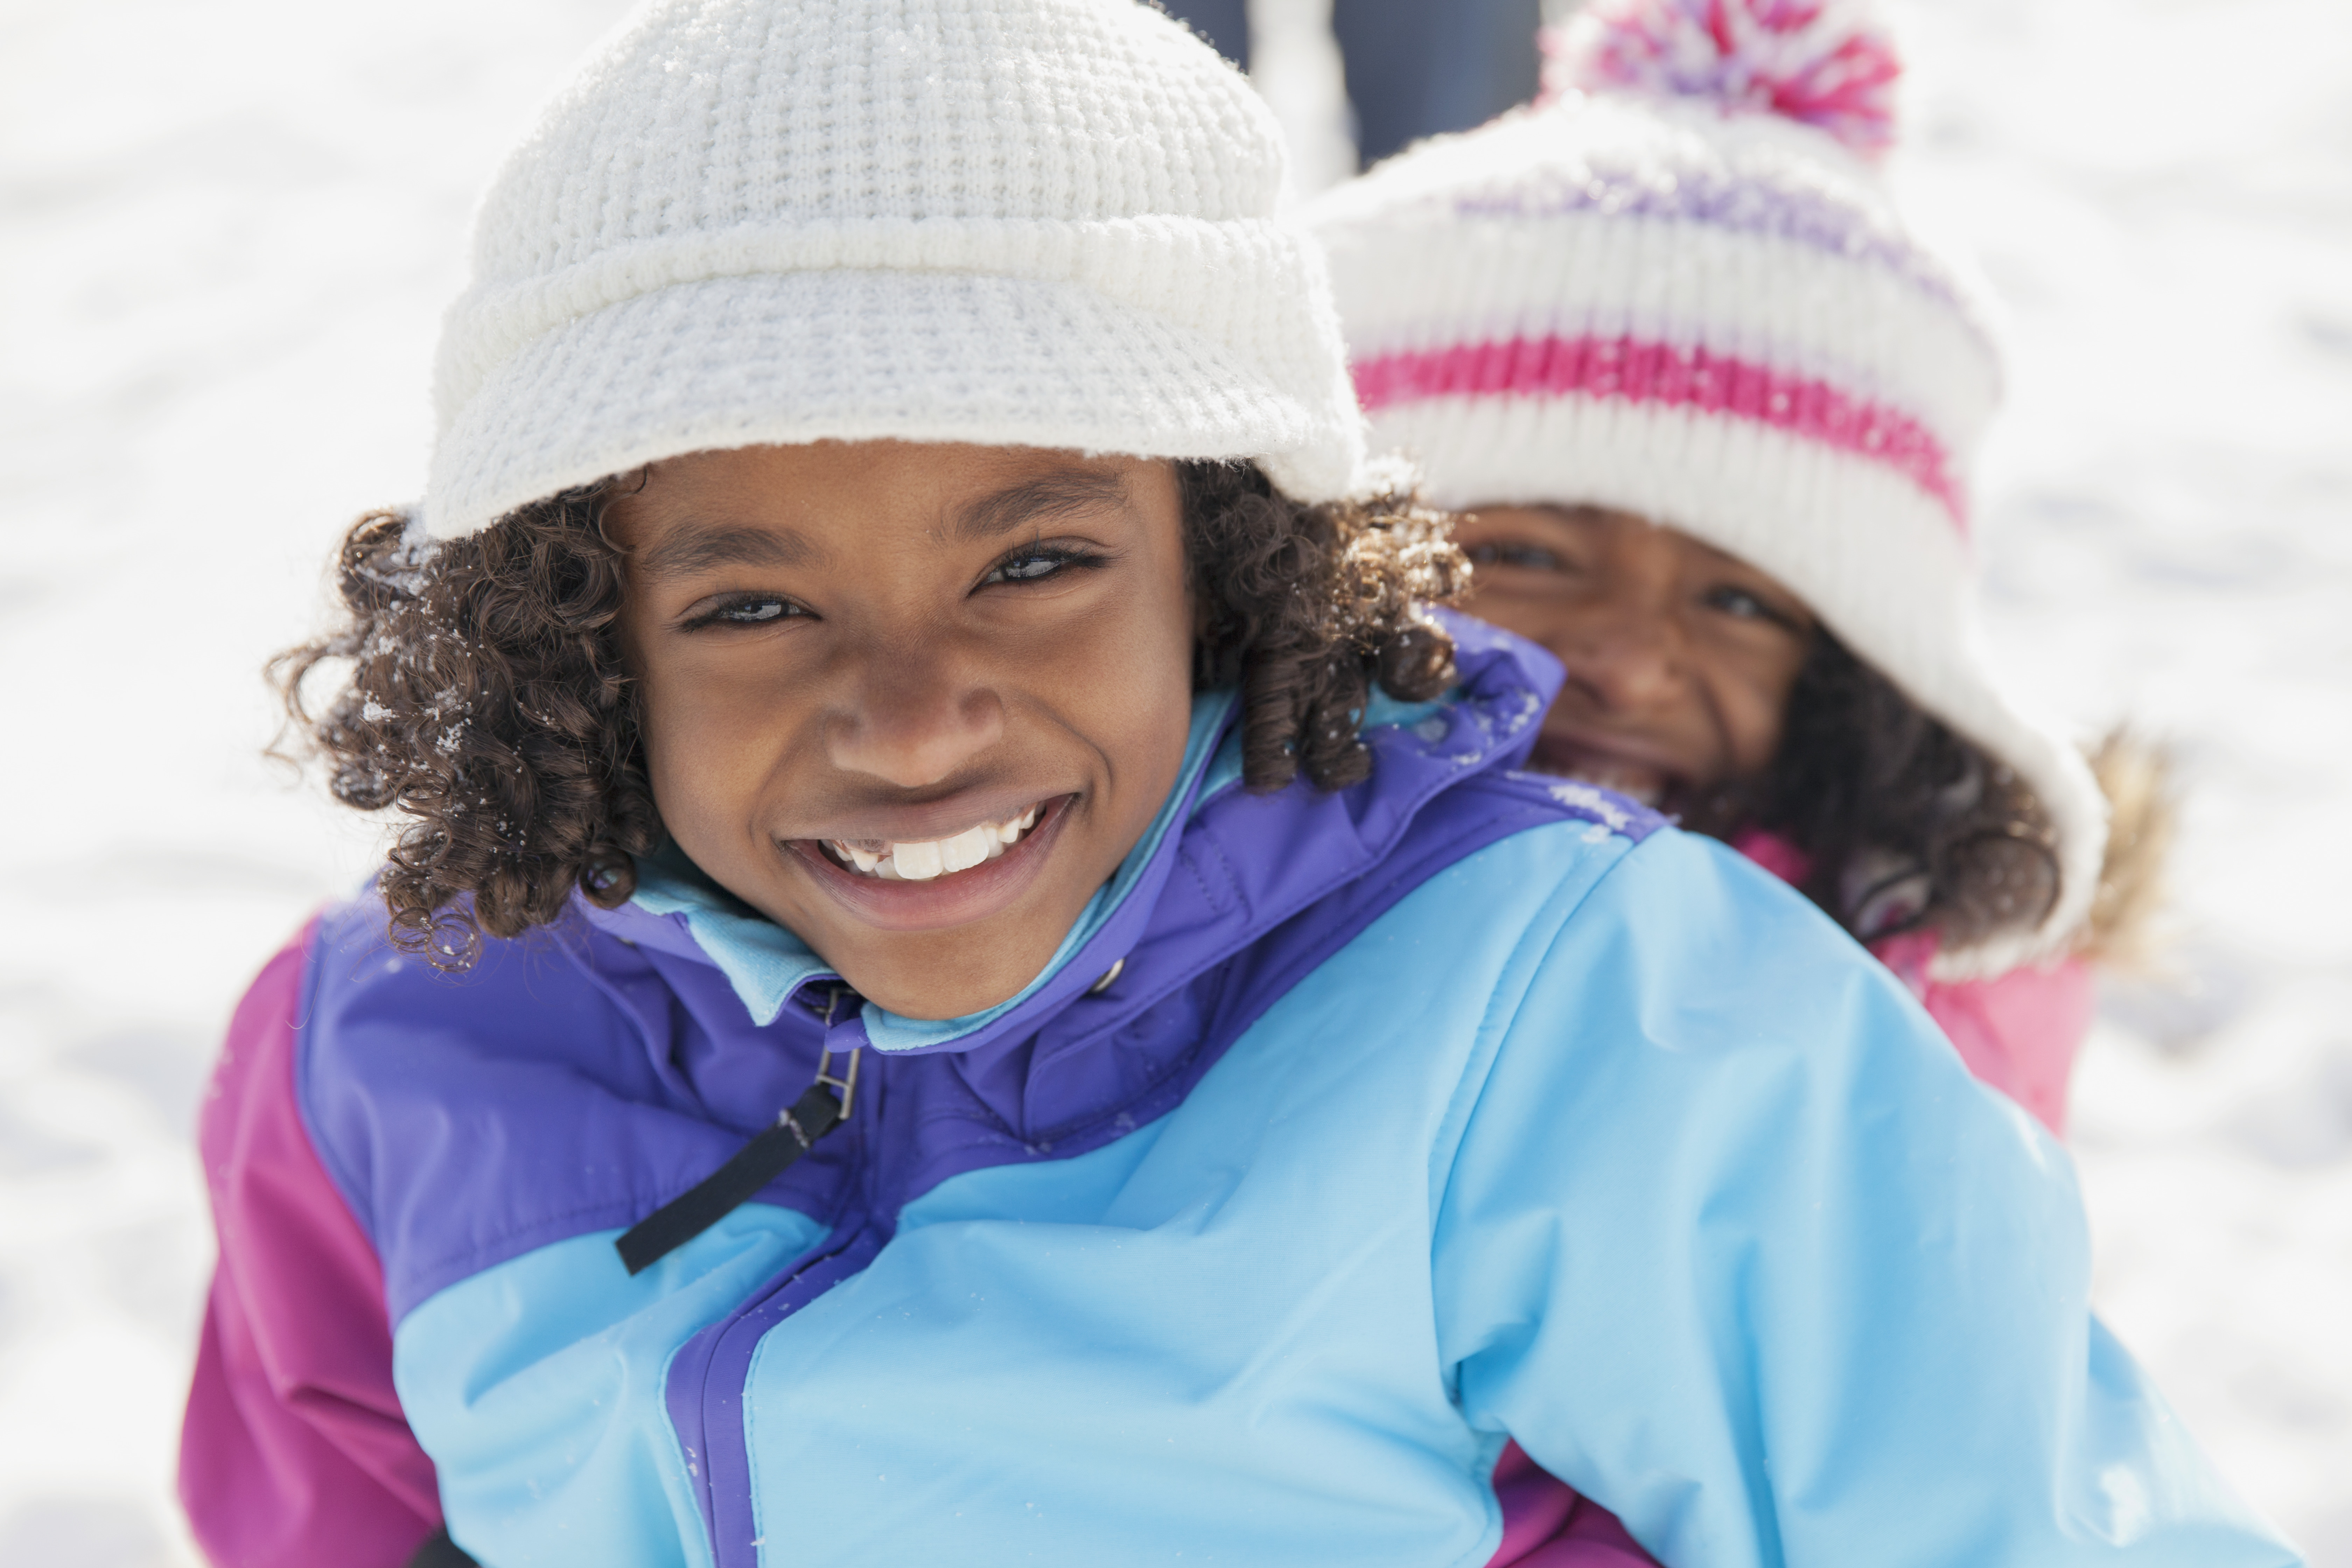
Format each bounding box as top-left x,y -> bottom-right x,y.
0,0 -> 2344,1561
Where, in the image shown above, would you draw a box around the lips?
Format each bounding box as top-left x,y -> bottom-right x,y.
784,795 -> 1076,934
820,803 -> 1043,880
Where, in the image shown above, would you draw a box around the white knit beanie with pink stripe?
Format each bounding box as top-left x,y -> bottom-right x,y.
1307,0 -> 2104,975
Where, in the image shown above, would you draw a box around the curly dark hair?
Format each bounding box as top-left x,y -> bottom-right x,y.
273,460 -> 1465,968
1716,631 -> 2063,951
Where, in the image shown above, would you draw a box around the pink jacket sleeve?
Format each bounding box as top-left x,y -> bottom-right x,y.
1730,828 -> 2092,1136
1486,1443 -> 1659,1566
1869,930 -> 2093,1137
180,921 -> 443,1568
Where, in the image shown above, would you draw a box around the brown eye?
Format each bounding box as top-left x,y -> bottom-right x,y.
684,593 -> 811,630
987,551 -> 1069,583
1710,587 -> 1768,619
1467,541 -> 1570,572
979,545 -> 1106,587
1701,584 -> 1801,631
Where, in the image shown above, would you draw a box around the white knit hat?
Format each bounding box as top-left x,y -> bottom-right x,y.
422,0 -> 1366,539
1307,0 -> 2105,974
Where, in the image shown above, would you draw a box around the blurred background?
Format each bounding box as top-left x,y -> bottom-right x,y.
1,0 -> 2346,1561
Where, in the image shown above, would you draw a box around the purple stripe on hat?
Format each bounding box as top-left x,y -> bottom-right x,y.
1452,164 -> 1975,324
1354,332 -> 1967,531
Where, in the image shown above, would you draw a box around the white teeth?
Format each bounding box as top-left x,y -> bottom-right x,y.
826,804 -> 1047,881
892,837 -> 946,880
938,824 -> 993,874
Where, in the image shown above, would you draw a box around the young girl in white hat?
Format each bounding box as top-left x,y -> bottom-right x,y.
182,4 -> 2280,1566
1310,0 -> 2165,1137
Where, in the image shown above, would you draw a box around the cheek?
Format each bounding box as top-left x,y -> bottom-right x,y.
1066,564 -> 1197,813
630,642 -> 800,849
1460,591 -> 1560,652
631,671 -> 715,840
993,542 -> 1196,869
1715,648 -> 1803,774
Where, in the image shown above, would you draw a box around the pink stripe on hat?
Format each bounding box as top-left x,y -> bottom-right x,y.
1351,334 -> 1966,531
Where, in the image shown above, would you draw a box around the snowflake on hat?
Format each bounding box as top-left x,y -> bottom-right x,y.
1540,0 -> 1903,160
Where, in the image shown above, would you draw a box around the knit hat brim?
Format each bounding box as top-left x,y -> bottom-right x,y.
424,267 -> 1365,539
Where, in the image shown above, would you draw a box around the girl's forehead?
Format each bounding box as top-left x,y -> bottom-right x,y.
610,442 -> 1166,561
1465,500 -> 1809,596
626,442 -> 1150,515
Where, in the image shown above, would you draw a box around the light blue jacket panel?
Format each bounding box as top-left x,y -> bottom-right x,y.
394,1207 -> 831,1568
386,812 -> 2292,1566
1432,823 -> 2285,1565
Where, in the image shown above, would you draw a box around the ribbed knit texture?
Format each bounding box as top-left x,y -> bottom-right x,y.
1307,4 -> 2105,975
424,0 -> 1367,538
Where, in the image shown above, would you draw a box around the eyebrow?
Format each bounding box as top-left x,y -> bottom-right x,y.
634,467 -> 1132,580
636,522 -> 816,582
948,470 -> 1131,545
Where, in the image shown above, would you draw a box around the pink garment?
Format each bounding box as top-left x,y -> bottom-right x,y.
1731,829 -> 2091,1135
180,922 -> 441,1568
1485,1443 -> 1658,1566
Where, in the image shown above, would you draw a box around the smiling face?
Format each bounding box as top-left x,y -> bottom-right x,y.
1453,504 -> 1815,810
606,441 -> 1196,1020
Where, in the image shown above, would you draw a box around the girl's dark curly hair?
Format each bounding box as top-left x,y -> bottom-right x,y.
273,461 -> 1465,968
1713,631 -> 2063,952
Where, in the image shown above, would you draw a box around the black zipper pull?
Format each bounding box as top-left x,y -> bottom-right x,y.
616,989 -> 863,1276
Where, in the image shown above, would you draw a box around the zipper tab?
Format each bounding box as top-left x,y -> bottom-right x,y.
616,982 -> 866,1275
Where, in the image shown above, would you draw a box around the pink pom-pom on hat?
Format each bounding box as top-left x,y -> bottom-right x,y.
1541,0 -> 1902,159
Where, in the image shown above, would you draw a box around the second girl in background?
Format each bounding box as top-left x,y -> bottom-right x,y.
1311,0 -> 2167,1135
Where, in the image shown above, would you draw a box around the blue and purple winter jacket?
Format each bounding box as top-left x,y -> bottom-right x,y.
181,621 -> 2297,1568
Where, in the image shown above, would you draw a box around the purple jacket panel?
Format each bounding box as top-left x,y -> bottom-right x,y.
300,912 -> 860,1323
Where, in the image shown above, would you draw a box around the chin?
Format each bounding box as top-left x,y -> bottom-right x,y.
1527,740 -> 1675,808
828,923 -> 1063,1021
770,796 -> 1093,1017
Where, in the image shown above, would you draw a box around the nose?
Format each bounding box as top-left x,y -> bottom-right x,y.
1555,599 -> 1687,714
825,636 -> 1006,789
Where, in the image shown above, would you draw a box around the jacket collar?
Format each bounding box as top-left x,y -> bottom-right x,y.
601,687 -> 1237,1041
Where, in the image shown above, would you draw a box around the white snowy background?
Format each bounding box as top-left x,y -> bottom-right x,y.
1,0 -> 2345,1561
